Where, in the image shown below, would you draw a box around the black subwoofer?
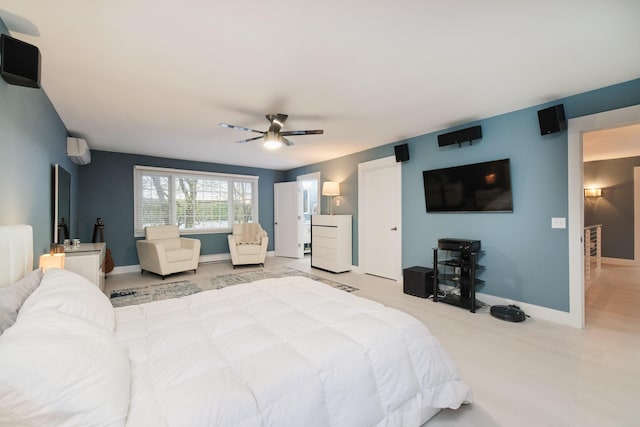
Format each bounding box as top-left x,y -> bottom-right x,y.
403,266 -> 434,298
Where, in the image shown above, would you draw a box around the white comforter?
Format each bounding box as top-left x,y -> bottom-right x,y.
115,276 -> 471,426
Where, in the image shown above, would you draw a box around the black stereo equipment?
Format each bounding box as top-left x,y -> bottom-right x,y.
437,125 -> 482,147
394,143 -> 409,162
537,104 -> 566,135
403,266 -> 433,298
0,34 -> 41,88
438,238 -> 481,252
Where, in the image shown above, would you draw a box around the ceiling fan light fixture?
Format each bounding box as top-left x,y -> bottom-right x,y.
221,113 -> 323,149
264,131 -> 282,149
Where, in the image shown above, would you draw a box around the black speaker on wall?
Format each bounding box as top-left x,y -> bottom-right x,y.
537,104 -> 566,135
394,143 -> 409,162
0,34 -> 41,88
437,125 -> 483,147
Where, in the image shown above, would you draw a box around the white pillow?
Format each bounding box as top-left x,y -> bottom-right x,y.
19,268 -> 115,331
0,268 -> 43,335
0,308 -> 130,426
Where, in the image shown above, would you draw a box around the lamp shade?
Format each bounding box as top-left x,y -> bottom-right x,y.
39,253 -> 65,271
322,181 -> 340,196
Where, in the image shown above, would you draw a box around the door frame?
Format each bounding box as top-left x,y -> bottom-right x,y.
567,103 -> 640,328
358,156 -> 402,281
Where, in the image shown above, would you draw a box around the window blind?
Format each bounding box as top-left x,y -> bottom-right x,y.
133,166 -> 259,236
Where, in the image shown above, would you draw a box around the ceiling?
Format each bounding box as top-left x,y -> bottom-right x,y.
583,124 -> 640,162
1,1 -> 639,170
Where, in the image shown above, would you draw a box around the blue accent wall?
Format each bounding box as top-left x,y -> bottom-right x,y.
286,78 -> 640,312
0,19 -> 75,264
77,150 -> 286,266
584,156 -> 640,260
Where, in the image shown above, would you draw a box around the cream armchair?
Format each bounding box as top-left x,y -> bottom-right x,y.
136,225 -> 201,279
228,223 -> 268,268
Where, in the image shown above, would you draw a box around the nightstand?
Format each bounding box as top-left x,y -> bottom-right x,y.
64,243 -> 106,292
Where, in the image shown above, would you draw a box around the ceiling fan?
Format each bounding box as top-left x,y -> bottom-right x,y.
219,113 -> 324,149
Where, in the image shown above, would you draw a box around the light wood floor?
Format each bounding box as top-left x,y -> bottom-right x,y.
105,258 -> 640,427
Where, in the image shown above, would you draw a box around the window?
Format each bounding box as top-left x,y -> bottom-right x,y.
134,166 -> 259,236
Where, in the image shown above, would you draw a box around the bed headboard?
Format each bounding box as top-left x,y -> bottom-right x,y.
0,224 -> 33,287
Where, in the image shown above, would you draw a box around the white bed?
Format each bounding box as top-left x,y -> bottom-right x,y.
0,225 -> 471,426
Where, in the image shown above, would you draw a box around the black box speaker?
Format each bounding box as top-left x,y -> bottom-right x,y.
394,143 -> 409,162
537,104 -> 566,135
0,34 -> 40,88
437,125 -> 482,147
403,266 -> 434,298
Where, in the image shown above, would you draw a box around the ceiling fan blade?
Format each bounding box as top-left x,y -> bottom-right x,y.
219,123 -> 264,134
282,137 -> 295,146
236,135 -> 265,144
280,129 -> 324,136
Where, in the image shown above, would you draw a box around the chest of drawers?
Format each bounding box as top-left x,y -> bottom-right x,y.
311,215 -> 352,273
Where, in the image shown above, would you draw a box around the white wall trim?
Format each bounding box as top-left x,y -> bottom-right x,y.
634,167 -> 640,264
568,104 -> 640,329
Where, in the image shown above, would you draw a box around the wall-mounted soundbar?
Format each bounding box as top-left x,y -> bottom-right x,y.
437,125 -> 482,147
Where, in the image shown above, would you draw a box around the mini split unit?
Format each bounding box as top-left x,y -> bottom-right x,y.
66,137 -> 91,165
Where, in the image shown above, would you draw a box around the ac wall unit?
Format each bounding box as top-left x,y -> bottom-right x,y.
66,137 -> 91,165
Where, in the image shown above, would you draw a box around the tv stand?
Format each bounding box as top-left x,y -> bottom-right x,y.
432,238 -> 484,313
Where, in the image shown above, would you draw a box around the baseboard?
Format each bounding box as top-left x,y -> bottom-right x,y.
394,276 -> 576,327
602,257 -> 638,266
108,251 -> 276,276
475,291 -> 576,327
109,264 -> 141,275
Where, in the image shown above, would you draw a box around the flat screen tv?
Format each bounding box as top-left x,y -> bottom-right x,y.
423,158 -> 513,212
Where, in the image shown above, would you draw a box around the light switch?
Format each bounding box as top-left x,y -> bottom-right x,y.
551,217 -> 566,229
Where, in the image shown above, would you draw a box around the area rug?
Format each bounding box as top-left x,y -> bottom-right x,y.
110,266 -> 358,308
110,281 -> 201,307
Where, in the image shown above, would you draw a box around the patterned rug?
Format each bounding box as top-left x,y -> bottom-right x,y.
110,266 -> 358,307
110,281 -> 200,307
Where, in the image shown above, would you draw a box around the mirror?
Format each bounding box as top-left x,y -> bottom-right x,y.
298,174 -> 319,223
54,164 -> 71,244
302,188 -> 310,216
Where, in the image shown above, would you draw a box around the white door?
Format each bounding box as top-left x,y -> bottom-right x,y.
358,156 -> 402,281
274,182 -> 303,258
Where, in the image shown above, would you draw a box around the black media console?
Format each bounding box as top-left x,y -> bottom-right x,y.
433,238 -> 485,313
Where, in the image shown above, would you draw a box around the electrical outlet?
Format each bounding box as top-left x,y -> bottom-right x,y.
551,217 -> 566,229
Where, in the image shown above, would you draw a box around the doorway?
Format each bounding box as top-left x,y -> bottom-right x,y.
567,104 -> 640,328
297,172 -> 320,255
